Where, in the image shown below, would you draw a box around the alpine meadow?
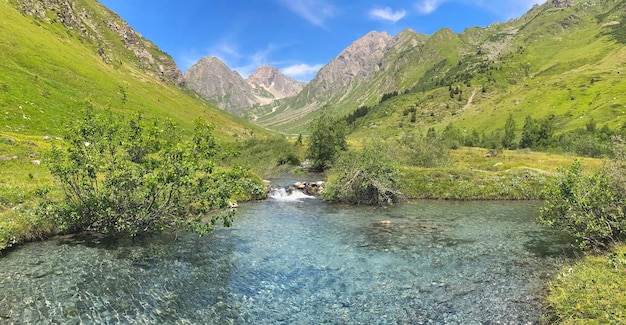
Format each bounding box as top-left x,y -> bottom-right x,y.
2,0 -> 626,323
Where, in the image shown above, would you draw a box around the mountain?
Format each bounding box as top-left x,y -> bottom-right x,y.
1,0 -> 266,140
254,0 -> 626,135
184,58 -> 305,115
246,66 -> 305,101
14,0 -> 183,86
252,30 -> 429,132
184,56 -> 258,115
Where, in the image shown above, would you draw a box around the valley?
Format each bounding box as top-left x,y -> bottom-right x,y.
1,0 -> 626,323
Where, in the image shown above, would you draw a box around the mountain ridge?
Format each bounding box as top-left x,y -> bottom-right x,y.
184,57 -> 305,115
248,0 -> 626,135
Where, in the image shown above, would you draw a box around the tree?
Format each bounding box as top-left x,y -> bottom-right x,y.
306,107 -> 347,171
42,107 -> 264,236
519,114 -> 554,149
519,115 -> 537,149
502,114 -> 517,149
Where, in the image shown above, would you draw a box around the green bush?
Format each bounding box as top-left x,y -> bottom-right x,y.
40,107 -> 264,236
397,130 -> 450,168
539,138 -> 626,250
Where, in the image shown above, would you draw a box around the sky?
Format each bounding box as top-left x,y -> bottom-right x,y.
98,0 -> 547,82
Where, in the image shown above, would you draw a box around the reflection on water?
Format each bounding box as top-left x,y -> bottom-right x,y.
0,197 -> 574,324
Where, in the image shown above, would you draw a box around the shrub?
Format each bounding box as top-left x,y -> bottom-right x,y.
398,131 -> 450,168
41,107 -> 264,236
539,137 -> 626,250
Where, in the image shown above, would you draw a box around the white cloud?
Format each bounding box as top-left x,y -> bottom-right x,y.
415,0 -> 445,14
277,0 -> 335,27
369,7 -> 407,23
282,63 -> 324,81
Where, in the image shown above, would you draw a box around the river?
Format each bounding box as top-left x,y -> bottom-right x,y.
0,185 -> 574,324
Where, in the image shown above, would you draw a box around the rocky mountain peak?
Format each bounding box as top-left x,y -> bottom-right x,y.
183,58 -> 306,114
246,66 -> 306,99
183,56 -> 256,115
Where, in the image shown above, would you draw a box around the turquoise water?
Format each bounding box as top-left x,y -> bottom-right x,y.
0,193 -> 574,324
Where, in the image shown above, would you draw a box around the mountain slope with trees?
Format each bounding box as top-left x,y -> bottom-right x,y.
253,0 -> 626,138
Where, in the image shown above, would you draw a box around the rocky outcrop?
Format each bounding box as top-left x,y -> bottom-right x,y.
551,0 -> 573,8
14,0 -> 183,85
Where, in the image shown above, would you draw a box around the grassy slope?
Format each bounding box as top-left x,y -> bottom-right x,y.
350,1 -> 626,140
261,1 -> 625,139
0,0 -> 270,250
0,0 -> 265,141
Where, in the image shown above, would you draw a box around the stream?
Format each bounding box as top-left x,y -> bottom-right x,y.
0,183 -> 575,324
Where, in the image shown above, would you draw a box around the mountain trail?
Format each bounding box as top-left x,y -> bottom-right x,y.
463,88 -> 478,111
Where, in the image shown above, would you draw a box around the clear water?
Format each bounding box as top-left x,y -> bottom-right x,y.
0,192 -> 574,324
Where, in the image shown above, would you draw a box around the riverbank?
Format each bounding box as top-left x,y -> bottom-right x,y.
543,244 -> 626,323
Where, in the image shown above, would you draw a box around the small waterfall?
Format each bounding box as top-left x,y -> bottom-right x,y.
269,187 -> 315,201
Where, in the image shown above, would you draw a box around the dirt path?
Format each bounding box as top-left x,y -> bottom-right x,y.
463,88 -> 478,111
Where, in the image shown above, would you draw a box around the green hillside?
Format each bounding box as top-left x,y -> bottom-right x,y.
0,0 -> 266,142
352,0 -> 626,141
261,0 -> 626,140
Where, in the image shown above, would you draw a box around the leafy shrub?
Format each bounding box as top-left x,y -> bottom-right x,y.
539,138 -> 626,250
397,131 -> 450,168
41,107 -> 264,236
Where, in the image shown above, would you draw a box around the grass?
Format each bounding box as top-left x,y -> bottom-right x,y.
397,147 -> 602,200
544,244 -> 626,324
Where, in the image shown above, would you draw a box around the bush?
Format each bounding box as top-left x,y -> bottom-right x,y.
323,142 -> 403,205
397,131 -> 450,168
42,107 -> 264,236
539,137 -> 626,250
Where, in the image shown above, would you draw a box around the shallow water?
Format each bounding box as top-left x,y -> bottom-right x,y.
0,192 -> 574,324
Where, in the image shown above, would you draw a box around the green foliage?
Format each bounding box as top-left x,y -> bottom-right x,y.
397,130 -> 450,168
539,138 -> 626,250
226,137 -> 303,177
40,107 -> 264,236
519,114 -> 555,149
345,105 -> 371,126
502,114 -> 517,149
323,142 -> 403,205
306,107 -> 347,171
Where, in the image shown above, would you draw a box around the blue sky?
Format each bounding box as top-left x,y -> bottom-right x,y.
99,0 -> 546,81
